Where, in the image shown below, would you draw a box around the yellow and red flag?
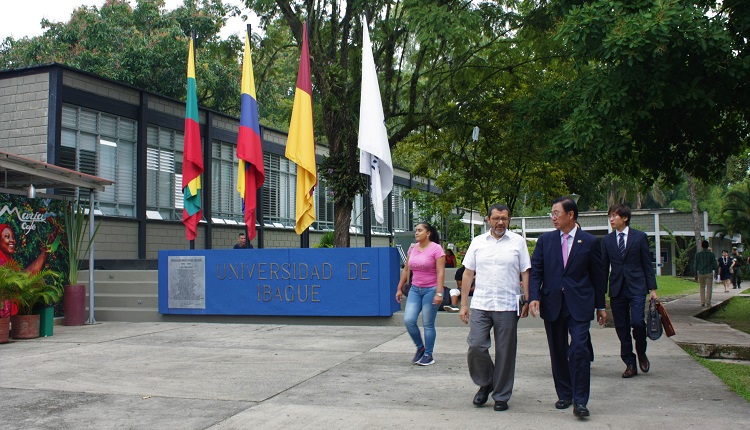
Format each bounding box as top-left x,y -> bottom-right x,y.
236,27 -> 265,239
285,21 -> 317,234
181,35 -> 204,241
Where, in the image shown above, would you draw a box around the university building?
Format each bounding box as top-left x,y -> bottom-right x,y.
0,63 -> 435,267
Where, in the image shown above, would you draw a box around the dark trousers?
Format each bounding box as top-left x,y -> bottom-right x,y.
543,295 -> 591,405
732,270 -> 742,288
610,287 -> 647,365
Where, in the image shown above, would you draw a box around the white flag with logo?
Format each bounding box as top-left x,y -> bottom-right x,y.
358,17 -> 393,224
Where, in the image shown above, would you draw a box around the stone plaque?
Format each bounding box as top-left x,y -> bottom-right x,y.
168,256 -> 206,309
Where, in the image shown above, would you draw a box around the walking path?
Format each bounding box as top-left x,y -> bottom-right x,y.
1,289 -> 748,429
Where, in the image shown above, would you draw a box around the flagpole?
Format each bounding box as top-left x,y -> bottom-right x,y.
363,175 -> 372,247
300,18 -> 310,250
257,126 -> 265,249
190,28 -> 196,253
182,27 -> 203,249
243,23 -> 252,248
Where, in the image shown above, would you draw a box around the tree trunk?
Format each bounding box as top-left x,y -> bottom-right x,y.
333,202 -> 354,247
686,174 -> 702,245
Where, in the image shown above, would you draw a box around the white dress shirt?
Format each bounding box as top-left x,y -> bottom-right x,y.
462,230 -> 531,312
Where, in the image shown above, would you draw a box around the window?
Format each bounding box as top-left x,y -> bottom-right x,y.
146,126 -> 187,221
60,105 -> 136,216
211,140 -> 243,222
350,193 -> 391,235
313,178 -> 335,231
262,152 -> 296,227
392,184 -> 411,232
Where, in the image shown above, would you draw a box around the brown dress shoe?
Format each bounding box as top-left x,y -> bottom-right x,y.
622,364 -> 637,378
638,353 -> 650,373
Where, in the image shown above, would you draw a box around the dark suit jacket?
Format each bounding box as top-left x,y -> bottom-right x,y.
601,228 -> 657,298
530,228 -> 606,322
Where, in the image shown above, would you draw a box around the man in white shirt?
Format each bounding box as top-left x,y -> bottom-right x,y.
459,203 -> 531,412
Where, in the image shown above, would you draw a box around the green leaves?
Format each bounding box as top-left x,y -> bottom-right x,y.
550,0 -> 748,185
63,200 -> 101,286
0,265 -> 61,316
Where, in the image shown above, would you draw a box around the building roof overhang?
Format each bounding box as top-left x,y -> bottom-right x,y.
0,150 -> 113,192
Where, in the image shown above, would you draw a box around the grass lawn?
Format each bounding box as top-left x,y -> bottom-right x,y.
655,276 -> 698,299
689,353 -> 750,402
705,296 -> 750,335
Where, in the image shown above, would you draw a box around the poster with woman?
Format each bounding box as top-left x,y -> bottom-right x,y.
0,194 -> 69,317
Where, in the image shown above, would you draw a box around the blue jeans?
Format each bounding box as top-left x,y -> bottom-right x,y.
403,286 -> 439,356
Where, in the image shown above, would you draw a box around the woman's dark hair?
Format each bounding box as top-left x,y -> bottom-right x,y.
418,222 -> 441,244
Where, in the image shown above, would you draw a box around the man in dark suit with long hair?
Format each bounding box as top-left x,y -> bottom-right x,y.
529,196 -> 607,418
601,204 -> 658,378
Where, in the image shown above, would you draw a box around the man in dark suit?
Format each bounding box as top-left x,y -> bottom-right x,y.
529,197 -> 607,418
601,204 -> 657,378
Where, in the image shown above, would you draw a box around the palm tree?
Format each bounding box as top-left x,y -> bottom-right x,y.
717,182 -> 750,245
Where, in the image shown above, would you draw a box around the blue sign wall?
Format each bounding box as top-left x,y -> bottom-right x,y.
158,247 -> 400,316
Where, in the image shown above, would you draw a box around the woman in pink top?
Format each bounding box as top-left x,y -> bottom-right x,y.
396,222 -> 445,366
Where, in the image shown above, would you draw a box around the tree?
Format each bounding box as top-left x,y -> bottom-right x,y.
719,182 -> 750,246
547,0 -> 750,186
0,0 -> 245,115
250,0 -> 536,246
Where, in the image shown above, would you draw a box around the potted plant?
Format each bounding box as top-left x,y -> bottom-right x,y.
0,265 -> 22,343
62,199 -> 100,326
4,263 -> 60,339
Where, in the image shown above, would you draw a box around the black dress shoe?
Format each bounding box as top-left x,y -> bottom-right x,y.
573,404 -> 590,417
638,353 -> 650,373
555,399 -> 572,409
473,385 -> 492,406
622,364 -> 637,378
494,400 -> 508,411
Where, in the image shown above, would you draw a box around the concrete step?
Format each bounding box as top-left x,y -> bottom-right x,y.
79,270 -> 159,283
92,294 -> 158,309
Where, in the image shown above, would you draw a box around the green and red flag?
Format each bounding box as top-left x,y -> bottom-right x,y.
236,27 -> 265,240
181,36 -> 203,241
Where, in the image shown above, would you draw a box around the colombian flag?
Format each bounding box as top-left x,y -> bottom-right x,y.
181,36 -> 204,241
236,28 -> 265,240
285,21 -> 317,235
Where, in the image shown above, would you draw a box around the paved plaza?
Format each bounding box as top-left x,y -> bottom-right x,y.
1,290 -> 749,429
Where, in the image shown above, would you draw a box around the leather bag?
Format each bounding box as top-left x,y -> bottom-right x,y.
655,300 -> 676,337
646,298 -> 663,340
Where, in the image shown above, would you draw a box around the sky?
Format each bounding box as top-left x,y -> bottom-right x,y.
0,0 -> 254,41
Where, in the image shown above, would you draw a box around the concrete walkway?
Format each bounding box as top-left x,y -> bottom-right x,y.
1,289 -> 748,429
666,285 -> 750,359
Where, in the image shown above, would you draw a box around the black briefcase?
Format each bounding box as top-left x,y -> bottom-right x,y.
647,298 -> 663,340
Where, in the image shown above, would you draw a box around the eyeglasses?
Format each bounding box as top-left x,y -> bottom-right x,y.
548,211 -> 567,219
608,214 -> 621,220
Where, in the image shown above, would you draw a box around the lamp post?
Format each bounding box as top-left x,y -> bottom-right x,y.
468,127 -> 479,239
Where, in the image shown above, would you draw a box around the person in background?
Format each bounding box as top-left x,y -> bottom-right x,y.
730,247 -> 743,289
445,249 -> 457,268
694,240 -> 718,308
718,250 -> 732,293
395,222 -> 445,366
233,233 -> 254,249
444,266 -> 474,312
459,203 -> 530,412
